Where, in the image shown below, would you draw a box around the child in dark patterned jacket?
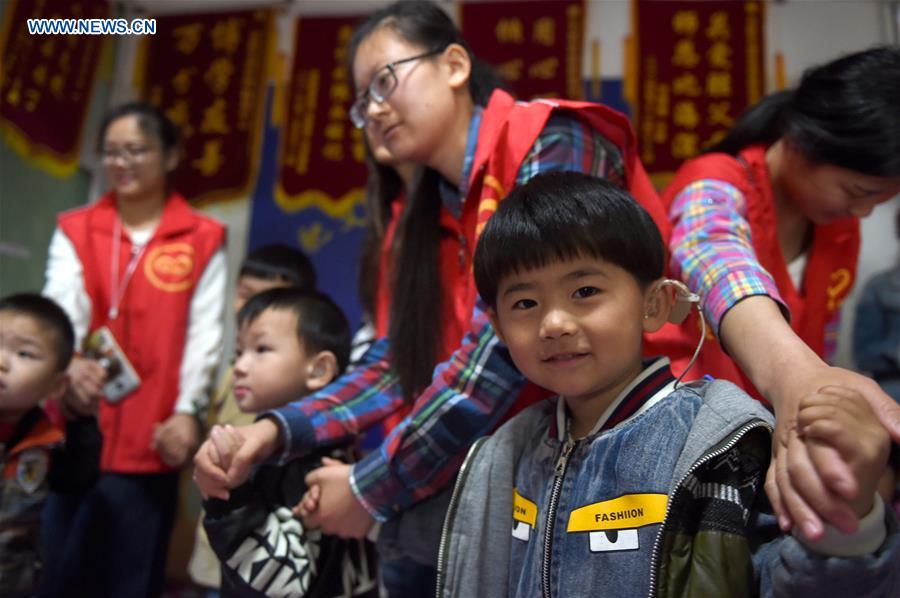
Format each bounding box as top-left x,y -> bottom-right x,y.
202,287 -> 377,597
0,294 -> 73,597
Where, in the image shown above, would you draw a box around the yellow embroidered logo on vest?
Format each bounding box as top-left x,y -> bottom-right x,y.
512,488 -> 538,541
826,268 -> 852,311
567,493 -> 667,532
144,242 -> 195,292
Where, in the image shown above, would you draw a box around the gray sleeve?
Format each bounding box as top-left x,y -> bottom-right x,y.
755,507 -> 900,597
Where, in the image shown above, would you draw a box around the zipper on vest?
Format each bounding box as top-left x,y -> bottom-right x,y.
646,419 -> 771,598
435,436 -> 489,598
541,438 -> 578,598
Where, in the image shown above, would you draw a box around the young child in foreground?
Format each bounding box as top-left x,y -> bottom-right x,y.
201,287 -> 377,597
0,293 -> 73,596
437,172 -> 899,597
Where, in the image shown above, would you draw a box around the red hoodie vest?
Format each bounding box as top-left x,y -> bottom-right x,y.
58,192 -> 225,472
374,89 -> 668,426
646,145 -> 859,398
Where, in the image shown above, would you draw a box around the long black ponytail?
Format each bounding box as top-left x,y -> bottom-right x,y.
349,1 -> 502,402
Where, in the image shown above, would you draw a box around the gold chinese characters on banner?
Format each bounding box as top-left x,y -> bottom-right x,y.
0,0 -> 108,177
275,16 -> 368,236
137,10 -> 271,204
461,0 -> 585,101
634,0 -> 765,178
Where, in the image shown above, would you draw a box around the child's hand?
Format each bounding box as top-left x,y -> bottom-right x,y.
192,424 -> 246,499
293,484 -> 321,521
209,424 -> 245,472
798,385 -> 890,520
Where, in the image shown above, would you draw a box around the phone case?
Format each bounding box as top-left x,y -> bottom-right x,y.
83,326 -> 141,402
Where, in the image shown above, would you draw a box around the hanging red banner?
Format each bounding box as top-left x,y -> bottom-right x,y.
461,0 -> 585,101
0,0 -> 108,177
634,0 -> 765,178
138,9 -> 271,205
275,15 -> 368,231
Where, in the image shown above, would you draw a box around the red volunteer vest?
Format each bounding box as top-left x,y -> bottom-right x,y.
375,89 -> 669,426
646,145 -> 859,398
59,192 -> 225,472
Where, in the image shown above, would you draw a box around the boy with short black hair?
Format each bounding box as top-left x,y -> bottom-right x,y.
235,243 -> 318,312
202,287 -> 377,597
438,172 -> 899,597
0,293 -> 73,596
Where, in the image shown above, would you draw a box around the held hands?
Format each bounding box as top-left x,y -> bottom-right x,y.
152,412 -> 200,468
62,356 -> 106,418
296,457 -> 375,539
193,418 -> 281,500
207,424 -> 246,472
766,367 -> 898,540
797,386 -> 889,520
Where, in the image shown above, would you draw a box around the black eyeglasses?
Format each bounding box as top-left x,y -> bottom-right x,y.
349,48 -> 444,129
101,145 -> 155,164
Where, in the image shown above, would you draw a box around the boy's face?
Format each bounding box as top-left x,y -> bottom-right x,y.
0,311 -> 65,419
489,255 -> 651,408
234,275 -> 291,315
232,308 -> 312,412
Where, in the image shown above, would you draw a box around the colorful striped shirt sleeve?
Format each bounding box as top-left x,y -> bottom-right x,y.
668,178 -> 786,336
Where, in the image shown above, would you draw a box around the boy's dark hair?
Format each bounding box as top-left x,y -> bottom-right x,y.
240,244 -> 317,290
0,293 -> 75,371
236,288 -> 351,375
474,172 -> 664,308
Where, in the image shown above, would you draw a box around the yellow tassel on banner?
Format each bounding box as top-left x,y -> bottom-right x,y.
775,51 -> 787,91
591,39 -> 601,100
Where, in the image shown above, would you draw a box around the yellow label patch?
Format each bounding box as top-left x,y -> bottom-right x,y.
513,488 -> 537,527
567,493 -> 667,532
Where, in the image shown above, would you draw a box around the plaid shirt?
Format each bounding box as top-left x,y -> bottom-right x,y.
670,177 -> 849,360
668,179 -> 785,337
267,109 -> 626,521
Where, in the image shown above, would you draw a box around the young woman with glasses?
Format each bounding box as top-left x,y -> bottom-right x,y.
41,102 -> 226,597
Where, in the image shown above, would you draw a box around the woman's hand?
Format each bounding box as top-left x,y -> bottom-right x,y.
152,412 -> 200,468
62,356 -> 106,418
301,457 -> 375,538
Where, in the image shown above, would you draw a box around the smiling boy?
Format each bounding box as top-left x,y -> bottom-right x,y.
437,172 -> 899,597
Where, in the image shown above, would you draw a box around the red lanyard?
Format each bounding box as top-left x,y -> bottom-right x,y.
108,216 -> 148,320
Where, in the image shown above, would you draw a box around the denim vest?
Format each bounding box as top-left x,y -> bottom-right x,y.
509,386 -> 705,596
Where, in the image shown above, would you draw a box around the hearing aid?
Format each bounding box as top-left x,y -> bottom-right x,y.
648,279 -> 700,325
648,279 -> 705,388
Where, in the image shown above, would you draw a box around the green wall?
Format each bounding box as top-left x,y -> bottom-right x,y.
0,143 -> 92,295
0,7 -> 113,296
